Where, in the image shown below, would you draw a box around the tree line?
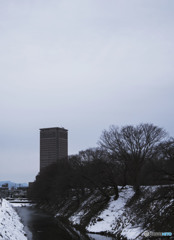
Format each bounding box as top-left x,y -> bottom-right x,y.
29,123 -> 174,203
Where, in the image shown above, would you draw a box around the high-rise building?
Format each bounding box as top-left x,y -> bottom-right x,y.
40,127 -> 68,171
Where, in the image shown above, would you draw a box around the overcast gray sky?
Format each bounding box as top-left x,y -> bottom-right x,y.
0,0 -> 174,183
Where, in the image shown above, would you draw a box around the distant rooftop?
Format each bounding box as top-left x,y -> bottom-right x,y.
40,127 -> 68,131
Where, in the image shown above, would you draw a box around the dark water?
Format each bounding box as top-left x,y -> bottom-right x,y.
16,206 -> 81,240
16,206 -> 116,240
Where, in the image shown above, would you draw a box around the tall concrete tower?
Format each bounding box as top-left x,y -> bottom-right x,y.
40,127 -> 68,171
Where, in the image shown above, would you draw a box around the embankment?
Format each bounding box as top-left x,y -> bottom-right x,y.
0,199 -> 27,240
35,185 -> 174,240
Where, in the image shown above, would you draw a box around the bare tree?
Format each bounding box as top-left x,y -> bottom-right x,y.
79,148 -> 106,162
153,138 -> 174,183
98,123 -> 168,193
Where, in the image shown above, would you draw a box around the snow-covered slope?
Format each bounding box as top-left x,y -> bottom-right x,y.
67,185 -> 174,240
86,186 -> 142,239
0,199 -> 27,240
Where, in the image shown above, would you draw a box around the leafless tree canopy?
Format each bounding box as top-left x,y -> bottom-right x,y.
98,123 -> 168,191
99,123 -> 167,162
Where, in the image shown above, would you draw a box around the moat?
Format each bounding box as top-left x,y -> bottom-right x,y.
15,206 -> 116,240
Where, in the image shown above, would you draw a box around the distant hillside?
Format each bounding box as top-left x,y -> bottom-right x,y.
0,181 -> 28,189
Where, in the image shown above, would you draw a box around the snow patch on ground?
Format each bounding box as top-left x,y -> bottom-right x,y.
69,210 -> 85,225
69,193 -> 100,225
0,199 -> 27,240
86,185 -> 171,239
10,203 -> 34,208
87,187 -> 134,231
86,186 -> 144,239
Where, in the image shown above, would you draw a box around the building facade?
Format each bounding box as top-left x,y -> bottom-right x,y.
40,127 -> 68,171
